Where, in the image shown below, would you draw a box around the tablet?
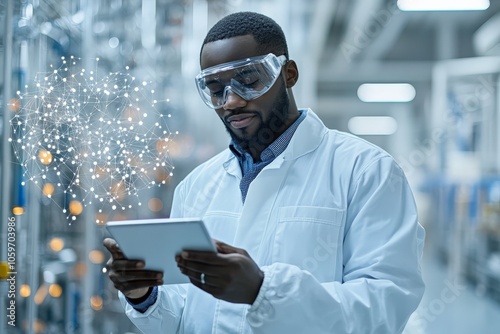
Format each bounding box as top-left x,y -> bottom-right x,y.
106,217 -> 216,284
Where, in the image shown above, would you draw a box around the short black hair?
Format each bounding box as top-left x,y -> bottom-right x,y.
201,11 -> 289,60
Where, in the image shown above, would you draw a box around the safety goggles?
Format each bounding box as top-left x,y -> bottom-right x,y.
195,53 -> 287,109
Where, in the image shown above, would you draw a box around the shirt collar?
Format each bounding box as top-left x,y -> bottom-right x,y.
229,109 -> 307,163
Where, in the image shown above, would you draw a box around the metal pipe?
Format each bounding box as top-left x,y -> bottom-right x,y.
23,25 -> 47,334
24,17 -> 44,334
81,1 -> 96,333
26,187 -> 40,334
1,0 -> 14,263
1,4 -> 14,334
497,74 -> 500,173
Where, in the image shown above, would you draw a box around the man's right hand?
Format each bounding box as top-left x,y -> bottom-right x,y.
103,238 -> 164,299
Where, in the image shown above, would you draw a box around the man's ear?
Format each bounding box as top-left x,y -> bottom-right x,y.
284,60 -> 299,88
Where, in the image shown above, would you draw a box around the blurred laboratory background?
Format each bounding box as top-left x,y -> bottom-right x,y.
1,0 -> 500,333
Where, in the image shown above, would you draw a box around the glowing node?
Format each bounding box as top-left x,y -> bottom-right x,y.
69,201 -> 83,215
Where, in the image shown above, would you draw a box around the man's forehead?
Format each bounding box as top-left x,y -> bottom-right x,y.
201,35 -> 262,70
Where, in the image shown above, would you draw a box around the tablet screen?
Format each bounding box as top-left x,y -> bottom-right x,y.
106,217 -> 216,284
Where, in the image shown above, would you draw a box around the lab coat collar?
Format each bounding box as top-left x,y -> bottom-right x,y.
282,109 -> 328,161
223,109 -> 327,175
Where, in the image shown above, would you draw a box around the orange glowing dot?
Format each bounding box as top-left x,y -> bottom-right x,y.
33,319 -> 47,333
73,262 -> 87,277
49,237 -> 64,252
12,207 -> 24,215
93,165 -> 107,178
8,98 -> 21,112
38,150 -> 53,165
90,295 -> 103,311
155,169 -> 171,184
148,198 -> 163,212
69,200 -> 83,215
89,250 -> 105,264
112,213 -> 128,221
123,106 -> 140,122
167,135 -> 195,159
48,284 -> 62,298
156,138 -> 170,154
42,183 -> 55,196
20,284 -> 31,297
95,213 -> 107,225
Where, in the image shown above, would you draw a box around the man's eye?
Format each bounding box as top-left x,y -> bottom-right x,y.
235,70 -> 260,85
235,76 -> 259,87
207,84 -> 224,97
210,89 -> 224,97
210,87 -> 224,97
242,79 -> 259,87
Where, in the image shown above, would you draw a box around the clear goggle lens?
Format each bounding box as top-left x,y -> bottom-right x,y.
195,53 -> 287,109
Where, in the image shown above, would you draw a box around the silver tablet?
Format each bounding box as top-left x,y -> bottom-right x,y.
106,217 -> 216,284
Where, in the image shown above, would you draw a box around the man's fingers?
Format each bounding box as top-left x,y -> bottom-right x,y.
103,238 -> 126,260
111,259 -> 146,271
178,265 -> 223,288
214,240 -> 246,255
176,258 -> 229,279
103,238 -> 165,297
103,237 -> 118,251
180,250 -> 225,265
190,277 -> 221,295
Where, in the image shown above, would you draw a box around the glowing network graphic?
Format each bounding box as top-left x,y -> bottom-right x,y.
9,56 -> 176,219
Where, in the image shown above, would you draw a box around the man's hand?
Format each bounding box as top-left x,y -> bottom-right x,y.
176,240 -> 264,305
103,238 -> 164,299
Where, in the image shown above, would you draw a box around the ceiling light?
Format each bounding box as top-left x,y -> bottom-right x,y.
348,116 -> 398,136
357,83 -> 416,103
398,0 -> 490,11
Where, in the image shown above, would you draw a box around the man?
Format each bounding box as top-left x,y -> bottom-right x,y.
104,11 -> 425,333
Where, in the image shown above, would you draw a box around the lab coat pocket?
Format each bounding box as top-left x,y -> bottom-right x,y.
203,211 -> 240,245
273,206 -> 344,283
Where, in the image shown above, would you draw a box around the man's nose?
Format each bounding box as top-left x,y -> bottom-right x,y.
222,88 -> 247,110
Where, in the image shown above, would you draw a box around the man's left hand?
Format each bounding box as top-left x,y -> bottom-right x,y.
176,240 -> 264,305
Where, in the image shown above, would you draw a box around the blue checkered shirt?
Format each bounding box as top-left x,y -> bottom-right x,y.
229,109 -> 306,202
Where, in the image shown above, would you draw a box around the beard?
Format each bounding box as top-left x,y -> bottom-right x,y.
224,79 -> 290,152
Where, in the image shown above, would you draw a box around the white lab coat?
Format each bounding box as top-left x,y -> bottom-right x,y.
119,109 -> 425,333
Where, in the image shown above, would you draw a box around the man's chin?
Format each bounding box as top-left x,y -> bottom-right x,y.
228,131 -> 252,150
226,123 -> 252,139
